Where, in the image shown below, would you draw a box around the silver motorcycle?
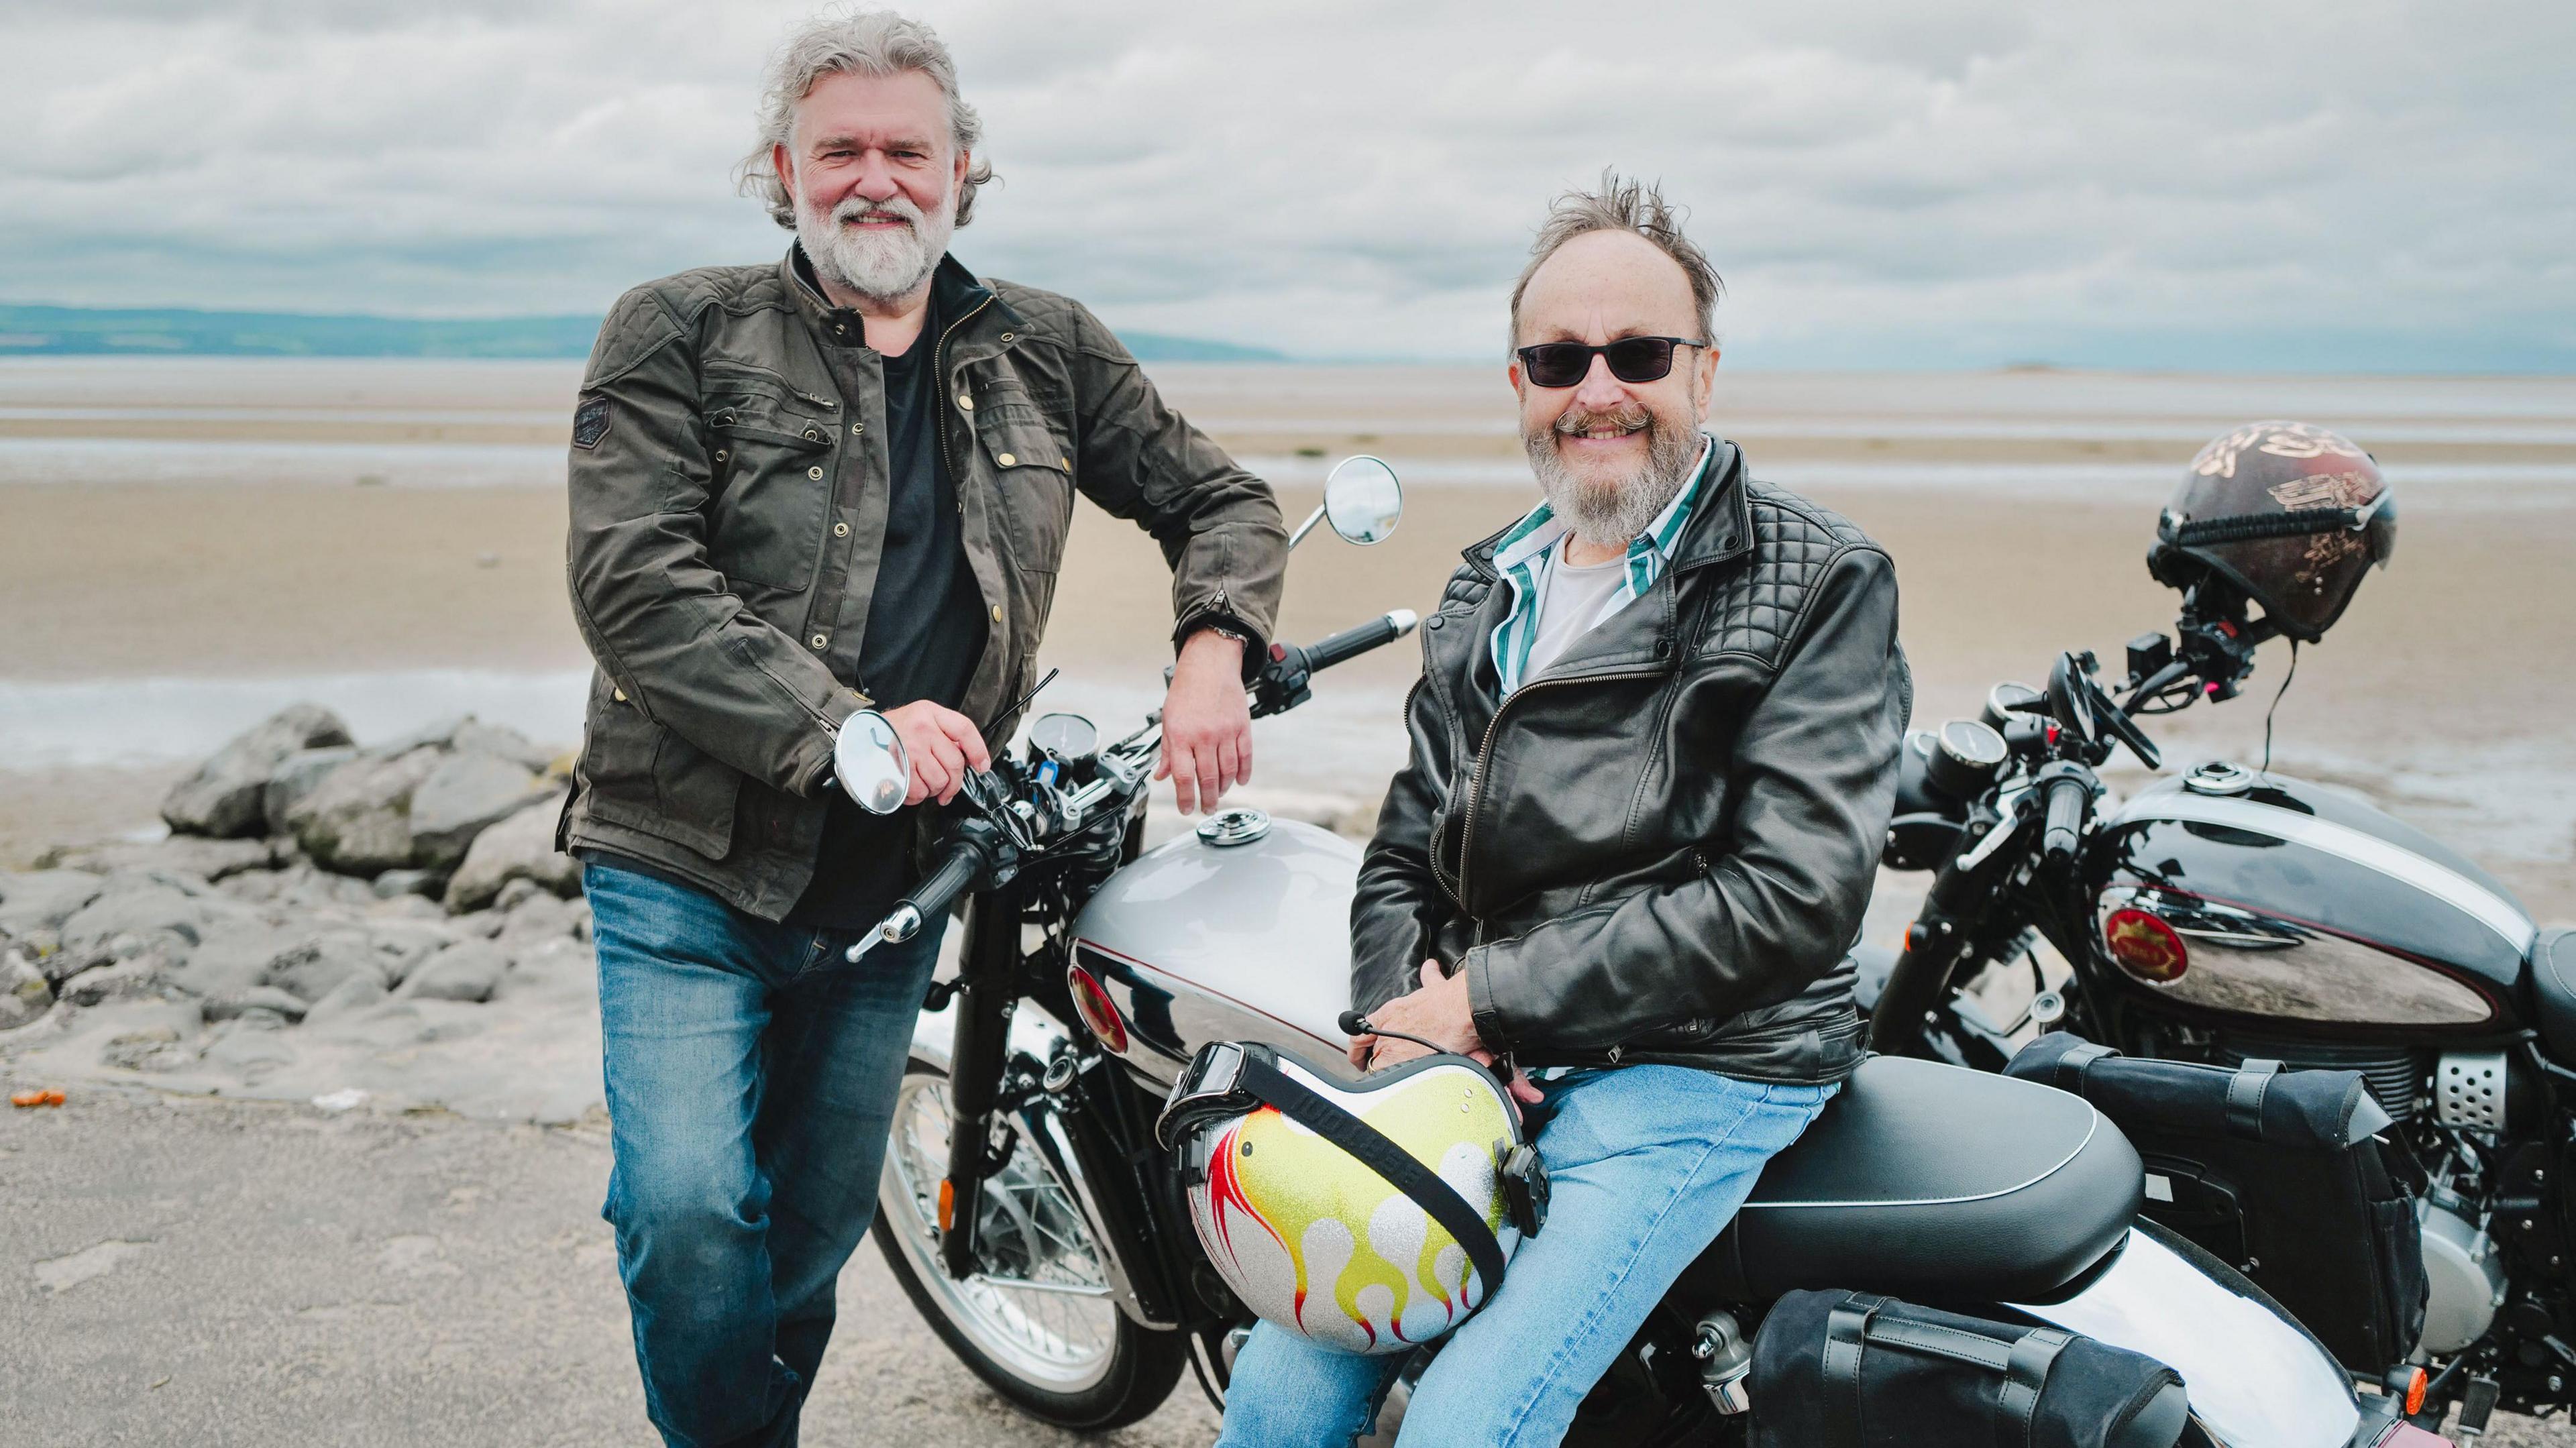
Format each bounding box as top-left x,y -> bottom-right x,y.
832,457 -> 2415,1447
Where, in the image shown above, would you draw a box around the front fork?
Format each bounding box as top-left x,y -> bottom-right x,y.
938,885 -> 1024,1281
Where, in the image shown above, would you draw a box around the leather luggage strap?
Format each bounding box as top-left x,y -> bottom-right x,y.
1235,1054 -> 1507,1297
1821,1292 -> 2072,1448
2227,1058 -> 2283,1140
1821,1292 -> 1886,1448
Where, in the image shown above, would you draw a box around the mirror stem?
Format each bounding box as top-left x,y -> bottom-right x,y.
1287,502 -> 1328,550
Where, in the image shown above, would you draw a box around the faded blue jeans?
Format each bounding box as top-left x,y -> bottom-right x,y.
586,861 -> 945,1448
1217,1065 -> 1834,1448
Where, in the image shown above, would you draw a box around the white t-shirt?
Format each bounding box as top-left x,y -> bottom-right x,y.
1521,550 -> 1630,681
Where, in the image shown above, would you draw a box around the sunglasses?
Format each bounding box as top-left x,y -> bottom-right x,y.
1515,336 -> 1707,388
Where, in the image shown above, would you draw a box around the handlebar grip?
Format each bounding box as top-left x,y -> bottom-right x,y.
2041,773 -> 2091,868
897,836 -> 987,922
1299,610 -> 1419,675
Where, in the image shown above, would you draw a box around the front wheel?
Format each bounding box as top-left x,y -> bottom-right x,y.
872,1058 -> 1186,1431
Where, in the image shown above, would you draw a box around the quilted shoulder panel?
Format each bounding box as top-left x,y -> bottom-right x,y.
1697,480 -> 1888,667
1439,561 -> 1495,613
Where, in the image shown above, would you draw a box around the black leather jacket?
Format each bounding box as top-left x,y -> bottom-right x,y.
1350,439 -> 1909,1084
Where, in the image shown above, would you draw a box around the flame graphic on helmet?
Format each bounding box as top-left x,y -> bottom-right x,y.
1185,1062 -> 1515,1354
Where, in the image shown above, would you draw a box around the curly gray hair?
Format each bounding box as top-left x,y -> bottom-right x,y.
735,8 -> 995,230
1508,171 -> 1723,350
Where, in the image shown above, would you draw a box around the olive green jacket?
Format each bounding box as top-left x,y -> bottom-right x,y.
560,249 -> 1287,920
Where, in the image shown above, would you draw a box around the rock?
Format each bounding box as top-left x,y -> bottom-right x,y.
287,746 -> 442,875
236,985 -> 310,1021
498,892 -> 582,946
264,746 -> 358,834
41,836 -> 283,882
443,794 -> 576,911
407,752 -> 550,871
99,1024 -> 194,1073
371,868 -> 441,899
0,869 -> 107,937
56,883 -> 205,962
494,878 -> 544,913
160,704 -> 353,838
264,933 -> 389,1002
303,971 -> 388,1026
162,920 -> 300,1011
60,958 -> 162,1007
362,922 -> 456,986
451,720 -> 555,773
395,942 -> 508,1003
371,714 -> 469,758
0,948 -> 54,1029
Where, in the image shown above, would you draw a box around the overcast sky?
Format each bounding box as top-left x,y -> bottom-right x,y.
5,0 -> 2571,368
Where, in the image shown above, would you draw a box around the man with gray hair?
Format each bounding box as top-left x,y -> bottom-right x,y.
560,10 -> 1286,1443
1220,174 -> 1908,1445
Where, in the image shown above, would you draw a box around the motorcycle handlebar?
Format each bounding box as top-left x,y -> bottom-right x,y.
899,834 -> 988,924
1294,610 -> 1419,675
2039,768 -> 2092,869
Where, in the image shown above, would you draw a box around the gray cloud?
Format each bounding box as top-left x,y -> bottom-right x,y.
1,0 -> 2568,368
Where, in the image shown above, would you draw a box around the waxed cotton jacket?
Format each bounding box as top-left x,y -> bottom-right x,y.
1350,440 -> 1909,1084
561,250 -> 1287,921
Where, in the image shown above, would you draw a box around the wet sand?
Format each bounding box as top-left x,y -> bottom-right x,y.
4,360 -> 2571,917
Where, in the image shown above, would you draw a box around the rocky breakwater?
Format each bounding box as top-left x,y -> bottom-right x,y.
0,706 -> 604,1123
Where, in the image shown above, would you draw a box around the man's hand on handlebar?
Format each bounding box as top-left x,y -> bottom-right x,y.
1159,628 -> 1253,815
881,701 -> 991,807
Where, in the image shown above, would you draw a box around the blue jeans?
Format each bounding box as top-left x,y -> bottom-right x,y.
1218,1065 -> 1833,1448
586,862 -> 944,1448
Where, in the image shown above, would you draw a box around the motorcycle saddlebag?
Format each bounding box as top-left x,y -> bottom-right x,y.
1746,1289 -> 2187,1448
2006,1032 -> 2426,1373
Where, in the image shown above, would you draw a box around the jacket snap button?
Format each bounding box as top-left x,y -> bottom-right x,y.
833,521 -> 849,537
612,687 -> 627,703
714,449 -> 729,462
997,452 -> 1016,467
806,465 -> 824,480
989,604 -> 1003,624
851,423 -> 863,435
810,633 -> 828,650
1427,615 -> 1444,630
1000,332 -> 1016,343
957,394 -> 974,410
1059,458 -> 1071,471
803,428 -> 820,441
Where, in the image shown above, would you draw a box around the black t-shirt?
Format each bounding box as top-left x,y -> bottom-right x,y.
787,284 -> 989,929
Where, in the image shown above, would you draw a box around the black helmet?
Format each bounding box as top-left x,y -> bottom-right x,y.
2147,421 -> 2396,642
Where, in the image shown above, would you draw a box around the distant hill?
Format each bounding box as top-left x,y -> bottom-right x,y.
0,303 -> 1288,363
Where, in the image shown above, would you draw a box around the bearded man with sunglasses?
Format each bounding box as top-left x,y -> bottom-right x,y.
1217,176 -> 1909,1447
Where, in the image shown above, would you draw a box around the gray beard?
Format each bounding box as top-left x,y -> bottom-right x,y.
796,188 -> 954,303
1524,409 -> 1701,547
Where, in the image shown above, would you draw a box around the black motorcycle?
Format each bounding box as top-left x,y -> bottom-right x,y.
1864,561 -> 2563,1433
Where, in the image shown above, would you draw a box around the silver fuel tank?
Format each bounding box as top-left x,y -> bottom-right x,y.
1066,809 -> 1362,1089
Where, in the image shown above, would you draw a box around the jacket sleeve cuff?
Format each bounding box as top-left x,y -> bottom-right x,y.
1463,945 -> 1513,1054
790,688 -> 869,798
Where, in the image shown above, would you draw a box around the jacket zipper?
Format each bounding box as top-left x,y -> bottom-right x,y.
1453,663 -> 1664,917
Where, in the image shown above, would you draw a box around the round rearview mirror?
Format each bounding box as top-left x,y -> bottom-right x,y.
1322,455 -> 1403,545
1028,711 -> 1099,766
833,710 -> 911,816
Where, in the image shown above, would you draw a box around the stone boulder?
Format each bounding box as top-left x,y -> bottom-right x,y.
444,793 -> 577,911
286,746 -> 442,876
263,932 -> 389,1003
264,746 -> 358,835
0,869 -> 105,938
56,883 -> 205,970
396,941 -> 508,1003
163,920 -> 303,1013
1,947 -> 53,1029
39,836 -> 283,883
303,970 -> 388,1026
161,704 -> 353,838
451,720 -> 555,774
408,751 -> 551,872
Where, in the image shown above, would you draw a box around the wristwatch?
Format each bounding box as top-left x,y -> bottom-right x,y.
1189,620 -> 1252,650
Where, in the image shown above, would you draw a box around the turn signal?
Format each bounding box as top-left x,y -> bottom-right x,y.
1068,962 -> 1130,1054
2404,1366 -> 2428,1416
936,1178 -> 956,1233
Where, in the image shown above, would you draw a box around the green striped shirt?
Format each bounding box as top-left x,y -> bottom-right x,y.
1488,439 -> 1712,696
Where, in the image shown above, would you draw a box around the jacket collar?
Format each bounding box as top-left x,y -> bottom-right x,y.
780,245 -> 1016,353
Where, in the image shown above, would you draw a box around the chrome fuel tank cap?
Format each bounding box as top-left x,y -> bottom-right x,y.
2184,761 -> 2257,796
1195,806 -> 1273,847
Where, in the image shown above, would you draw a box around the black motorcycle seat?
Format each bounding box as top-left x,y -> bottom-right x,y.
1682,1055 -> 2142,1305
2530,927 -> 2576,1063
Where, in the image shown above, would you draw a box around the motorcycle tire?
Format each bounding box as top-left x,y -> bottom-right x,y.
871,1058 -> 1187,1432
